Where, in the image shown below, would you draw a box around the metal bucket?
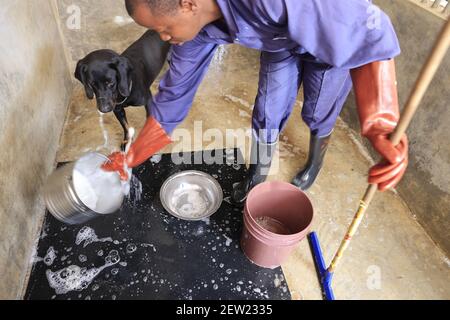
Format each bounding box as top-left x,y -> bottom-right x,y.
43,152 -> 125,225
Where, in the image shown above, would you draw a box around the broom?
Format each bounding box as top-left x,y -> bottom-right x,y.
309,18 -> 450,300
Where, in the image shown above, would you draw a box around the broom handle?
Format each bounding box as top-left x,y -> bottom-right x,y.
328,19 -> 450,274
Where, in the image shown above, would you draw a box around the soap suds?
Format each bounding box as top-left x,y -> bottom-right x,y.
223,235 -> 232,247
46,250 -> 120,295
171,184 -> 210,219
126,243 -> 137,254
44,247 -> 57,266
75,226 -> 113,248
73,153 -> 124,213
274,274 -> 281,288
141,243 -> 157,252
150,154 -> 162,164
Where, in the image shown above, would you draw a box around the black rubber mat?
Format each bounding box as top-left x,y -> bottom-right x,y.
25,149 -> 291,300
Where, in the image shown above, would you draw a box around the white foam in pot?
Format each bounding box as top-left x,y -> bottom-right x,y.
72,153 -> 124,214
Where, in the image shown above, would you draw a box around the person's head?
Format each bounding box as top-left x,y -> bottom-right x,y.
125,0 -> 222,45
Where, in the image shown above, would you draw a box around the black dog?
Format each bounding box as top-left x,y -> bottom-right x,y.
75,30 -> 170,148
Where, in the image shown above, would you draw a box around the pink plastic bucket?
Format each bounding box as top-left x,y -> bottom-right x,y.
241,181 -> 314,269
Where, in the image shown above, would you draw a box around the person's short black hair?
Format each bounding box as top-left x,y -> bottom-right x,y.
125,0 -> 180,16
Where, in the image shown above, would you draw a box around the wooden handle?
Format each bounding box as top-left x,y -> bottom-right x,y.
327,19 -> 450,274
390,18 -> 450,145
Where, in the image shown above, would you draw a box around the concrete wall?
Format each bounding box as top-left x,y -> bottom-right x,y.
56,0 -> 146,70
0,0 -> 72,299
340,0 -> 450,255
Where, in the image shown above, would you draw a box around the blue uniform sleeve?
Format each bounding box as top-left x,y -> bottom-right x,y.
150,35 -> 218,134
257,0 -> 401,69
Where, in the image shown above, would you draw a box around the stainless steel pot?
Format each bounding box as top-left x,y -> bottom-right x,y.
43,152 -> 125,225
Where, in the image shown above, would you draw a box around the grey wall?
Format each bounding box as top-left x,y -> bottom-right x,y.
340,0 -> 450,255
0,0 -> 72,299
56,0 -> 146,70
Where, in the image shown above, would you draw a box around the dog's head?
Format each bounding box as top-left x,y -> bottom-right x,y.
75,50 -> 133,113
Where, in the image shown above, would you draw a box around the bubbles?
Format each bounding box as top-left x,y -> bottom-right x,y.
73,153 -> 124,213
150,154 -> 162,164
111,268 -> 119,275
105,250 -> 121,266
44,247 -> 57,266
223,235 -> 232,247
126,244 -> 137,254
78,255 -> 87,263
141,243 -> 157,252
46,250 -> 120,295
75,226 -> 113,248
193,225 -> 205,236
46,265 -> 101,295
274,274 -> 281,288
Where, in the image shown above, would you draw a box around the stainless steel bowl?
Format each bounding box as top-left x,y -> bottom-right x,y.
160,170 -> 223,221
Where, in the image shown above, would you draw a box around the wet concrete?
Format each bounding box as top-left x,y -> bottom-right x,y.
56,42 -> 450,299
342,0 -> 450,257
0,0 -> 73,299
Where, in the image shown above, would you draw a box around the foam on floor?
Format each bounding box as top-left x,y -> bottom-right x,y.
46,250 -> 120,295
75,226 -> 113,248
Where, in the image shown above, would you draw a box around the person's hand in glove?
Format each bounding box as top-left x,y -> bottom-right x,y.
351,60 -> 408,191
102,117 -> 172,180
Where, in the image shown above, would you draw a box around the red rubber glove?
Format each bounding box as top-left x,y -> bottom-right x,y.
102,117 -> 172,180
351,60 -> 408,191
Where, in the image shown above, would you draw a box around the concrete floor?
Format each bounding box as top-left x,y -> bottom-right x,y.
56,45 -> 450,300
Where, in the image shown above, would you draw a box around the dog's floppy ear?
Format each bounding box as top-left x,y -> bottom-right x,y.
75,60 -> 94,100
112,56 -> 133,97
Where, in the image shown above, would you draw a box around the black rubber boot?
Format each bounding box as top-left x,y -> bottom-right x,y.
232,136 -> 277,206
292,132 -> 332,191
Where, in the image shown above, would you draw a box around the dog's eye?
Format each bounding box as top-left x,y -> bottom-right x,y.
107,81 -> 115,88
